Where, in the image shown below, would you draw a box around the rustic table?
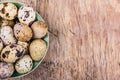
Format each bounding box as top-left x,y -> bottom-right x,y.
1,0 -> 120,80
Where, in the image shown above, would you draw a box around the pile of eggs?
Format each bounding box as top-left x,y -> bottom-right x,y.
0,2 -> 48,79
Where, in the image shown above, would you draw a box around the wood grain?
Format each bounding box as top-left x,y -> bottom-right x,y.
1,0 -> 120,80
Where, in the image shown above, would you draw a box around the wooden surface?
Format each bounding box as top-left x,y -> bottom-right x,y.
1,0 -> 120,80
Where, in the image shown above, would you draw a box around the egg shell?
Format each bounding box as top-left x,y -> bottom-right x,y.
0,19 -> 15,27
1,44 -> 25,63
14,23 -> 33,42
0,62 -> 14,79
0,3 -> 17,20
29,39 -> 46,61
17,41 -> 29,53
18,6 -> 35,25
0,26 -> 17,45
31,21 -> 48,39
15,55 -> 33,74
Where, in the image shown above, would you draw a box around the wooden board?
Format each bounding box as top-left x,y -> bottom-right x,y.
1,0 -> 120,80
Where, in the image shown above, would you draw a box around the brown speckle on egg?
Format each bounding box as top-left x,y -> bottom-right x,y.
1,8 -> 5,14
16,49 -> 24,57
10,44 -> 16,48
6,13 -> 9,16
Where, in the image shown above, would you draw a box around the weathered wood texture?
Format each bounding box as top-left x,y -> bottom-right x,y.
1,0 -> 120,80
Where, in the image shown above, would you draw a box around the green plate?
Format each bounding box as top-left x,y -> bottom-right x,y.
0,1 -> 49,79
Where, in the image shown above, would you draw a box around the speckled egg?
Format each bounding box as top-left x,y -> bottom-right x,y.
0,19 -> 15,27
14,23 -> 33,42
15,55 -> 33,74
1,44 -> 25,63
0,62 -> 14,79
18,6 -> 35,25
17,41 -> 29,53
0,26 -> 17,45
0,3 -> 17,20
31,21 -> 48,39
29,39 -> 47,61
